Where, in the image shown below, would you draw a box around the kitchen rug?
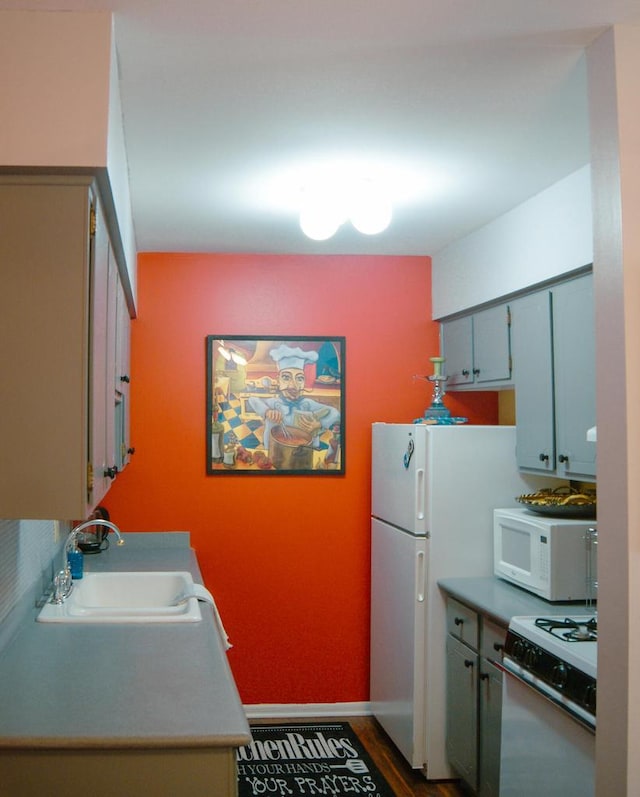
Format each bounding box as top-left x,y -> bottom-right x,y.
237,722 -> 395,797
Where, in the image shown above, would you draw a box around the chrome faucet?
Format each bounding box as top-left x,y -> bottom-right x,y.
68,518 -> 124,548
50,519 -> 124,604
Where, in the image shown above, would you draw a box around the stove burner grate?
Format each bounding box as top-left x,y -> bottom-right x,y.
534,616 -> 598,643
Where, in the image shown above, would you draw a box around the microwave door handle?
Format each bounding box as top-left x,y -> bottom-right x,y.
415,468 -> 425,520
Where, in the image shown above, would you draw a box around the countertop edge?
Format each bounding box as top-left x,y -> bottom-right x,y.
438,576 -> 594,627
0,733 -> 252,750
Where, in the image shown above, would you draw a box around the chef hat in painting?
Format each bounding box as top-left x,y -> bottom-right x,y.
270,344 -> 319,371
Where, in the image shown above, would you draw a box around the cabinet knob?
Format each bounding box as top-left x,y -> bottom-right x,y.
454,617 -> 464,626
464,659 -> 474,669
493,642 -> 504,652
473,368 -> 480,376
479,672 -> 490,681
538,453 -> 549,462
104,466 -> 119,479
120,374 -> 130,384
558,454 -> 569,463
461,369 -> 470,377
127,447 -> 136,456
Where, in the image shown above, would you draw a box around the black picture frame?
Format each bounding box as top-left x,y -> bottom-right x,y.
206,335 -> 345,475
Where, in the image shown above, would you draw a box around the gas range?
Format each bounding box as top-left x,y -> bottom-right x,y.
503,615 -> 597,729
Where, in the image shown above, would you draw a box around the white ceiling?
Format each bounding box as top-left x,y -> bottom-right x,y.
3,1 -> 640,255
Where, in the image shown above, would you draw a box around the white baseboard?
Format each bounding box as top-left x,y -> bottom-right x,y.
243,702 -> 372,720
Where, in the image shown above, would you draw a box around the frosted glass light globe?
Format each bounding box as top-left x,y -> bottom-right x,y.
299,183 -> 346,241
349,179 -> 392,235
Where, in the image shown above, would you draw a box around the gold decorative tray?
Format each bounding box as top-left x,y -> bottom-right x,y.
516,487 -> 597,519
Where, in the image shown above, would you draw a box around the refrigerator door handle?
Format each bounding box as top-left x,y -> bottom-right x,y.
415,468 -> 425,520
416,551 -> 425,602
403,438 -> 415,469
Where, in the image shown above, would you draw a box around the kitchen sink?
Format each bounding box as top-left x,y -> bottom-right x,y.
37,571 -> 202,623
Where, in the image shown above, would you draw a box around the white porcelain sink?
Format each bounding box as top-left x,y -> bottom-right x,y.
37,571 -> 202,623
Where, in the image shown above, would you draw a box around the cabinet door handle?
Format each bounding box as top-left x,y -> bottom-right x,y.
454,617 -> 464,626
539,453 -> 549,462
464,659 -> 474,669
558,454 -> 569,463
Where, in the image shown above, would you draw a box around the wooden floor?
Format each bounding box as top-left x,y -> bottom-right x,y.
249,715 -> 466,797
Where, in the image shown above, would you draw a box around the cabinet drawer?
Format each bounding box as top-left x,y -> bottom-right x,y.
480,617 -> 507,662
446,598 -> 479,649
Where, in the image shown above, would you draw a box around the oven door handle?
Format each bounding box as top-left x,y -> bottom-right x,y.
502,655 -> 596,733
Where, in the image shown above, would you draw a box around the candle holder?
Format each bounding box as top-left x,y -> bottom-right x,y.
413,356 -> 468,425
424,357 -> 451,420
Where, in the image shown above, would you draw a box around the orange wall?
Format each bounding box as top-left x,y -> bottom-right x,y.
105,253 -> 498,705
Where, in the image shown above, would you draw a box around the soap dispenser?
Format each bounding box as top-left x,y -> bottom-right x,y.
67,538 -> 84,580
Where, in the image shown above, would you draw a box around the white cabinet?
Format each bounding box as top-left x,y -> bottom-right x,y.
0,175 -> 131,519
446,598 -> 505,797
511,273 -> 596,480
441,304 -> 512,388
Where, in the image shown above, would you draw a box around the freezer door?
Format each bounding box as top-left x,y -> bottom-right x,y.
372,423 -> 427,535
370,517 -> 427,768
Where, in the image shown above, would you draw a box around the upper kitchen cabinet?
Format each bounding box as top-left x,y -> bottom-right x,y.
0,176 -> 132,519
441,304 -> 512,388
511,272 -> 596,481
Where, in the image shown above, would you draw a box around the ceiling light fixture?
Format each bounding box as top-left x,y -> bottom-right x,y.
299,176 -> 392,241
299,184 -> 346,241
349,178 -> 393,236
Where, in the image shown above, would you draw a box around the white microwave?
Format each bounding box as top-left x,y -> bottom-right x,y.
493,507 -> 597,602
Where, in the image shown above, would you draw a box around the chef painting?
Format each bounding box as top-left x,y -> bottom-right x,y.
248,344 -> 341,468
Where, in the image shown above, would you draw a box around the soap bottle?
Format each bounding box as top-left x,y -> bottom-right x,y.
67,540 -> 84,580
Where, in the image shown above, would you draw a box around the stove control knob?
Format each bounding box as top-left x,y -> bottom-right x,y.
512,639 -> 526,662
550,662 -> 568,689
524,645 -> 540,669
584,683 -> 597,713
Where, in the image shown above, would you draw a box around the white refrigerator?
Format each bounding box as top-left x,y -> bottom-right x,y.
370,423 -> 551,779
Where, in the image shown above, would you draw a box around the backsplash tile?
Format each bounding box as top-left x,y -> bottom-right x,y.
0,519 -> 65,643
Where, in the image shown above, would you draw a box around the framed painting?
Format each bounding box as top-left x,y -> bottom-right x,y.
206,335 -> 345,474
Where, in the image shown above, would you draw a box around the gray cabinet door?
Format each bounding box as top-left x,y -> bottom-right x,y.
442,306 -> 511,387
511,291 -> 555,471
442,315 -> 474,385
446,635 -> 478,791
512,274 -> 595,480
553,275 -> 597,479
478,658 -> 503,797
473,305 -> 511,383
